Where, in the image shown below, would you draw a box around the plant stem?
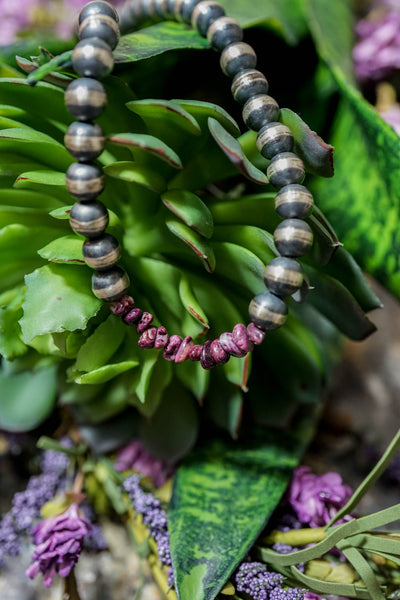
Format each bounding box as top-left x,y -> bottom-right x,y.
63,569 -> 82,600
262,527 -> 326,547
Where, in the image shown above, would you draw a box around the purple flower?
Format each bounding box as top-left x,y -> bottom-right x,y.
303,594 -> 321,600
235,562 -> 284,600
288,467 -> 352,528
353,9 -> 400,81
115,439 -> 173,488
26,503 -> 91,587
379,104 -> 400,135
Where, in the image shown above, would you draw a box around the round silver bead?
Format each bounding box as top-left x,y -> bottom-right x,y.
249,292 -> 288,331
72,37 -> 114,79
264,257 -> 303,297
65,77 -> 107,122
70,201 -> 109,238
79,13 -> 120,50
64,121 -> 106,162
231,69 -> 269,105
242,94 -> 280,131
92,267 -> 130,302
273,218 -> 313,258
275,184 -> 314,219
207,16 -> 243,51
83,234 -> 121,270
66,162 -> 105,201
267,152 -> 305,188
79,1 -> 119,25
220,41 -> 257,78
256,122 -> 293,159
174,0 -> 202,22
191,1 -> 225,36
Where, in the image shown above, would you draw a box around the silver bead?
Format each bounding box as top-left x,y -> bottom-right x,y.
92,267 -> 130,302
191,0 -> 225,36
275,184 -> 313,219
79,13 -> 120,49
267,152 -> 305,188
273,218 -> 313,258
231,69 -> 268,105
256,122 -> 293,159
79,1 -> 119,25
65,77 -> 107,122
174,0 -> 202,22
70,201 -> 109,238
72,37 -> 114,79
220,41 -> 257,78
242,94 -> 280,131
66,162 -> 105,201
83,234 -> 121,270
249,292 -> 288,331
264,257 -> 303,297
207,16 -> 243,51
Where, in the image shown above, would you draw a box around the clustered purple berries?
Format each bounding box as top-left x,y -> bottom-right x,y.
235,562 -> 305,600
123,474 -> 172,580
0,448 -> 68,566
110,295 -> 265,370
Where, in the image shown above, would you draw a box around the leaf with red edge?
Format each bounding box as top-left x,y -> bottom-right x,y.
108,133 -> 182,169
280,108 -> 334,178
162,189 -> 213,238
166,219 -> 216,273
208,117 -> 268,185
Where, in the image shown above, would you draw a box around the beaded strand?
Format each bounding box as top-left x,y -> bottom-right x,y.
64,0 -> 315,370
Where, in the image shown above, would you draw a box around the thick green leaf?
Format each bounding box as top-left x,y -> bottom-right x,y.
126,99 -> 201,138
0,79 -> 70,124
74,315 -> 127,373
0,287 -> 27,359
108,132 -> 182,169
15,169 -> 66,187
38,235 -> 85,264
173,100 -> 240,138
0,128 -> 72,171
170,421 -> 315,600
128,353 -> 173,418
0,365 -> 57,431
162,189 -> 213,238
212,241 -> 264,296
208,117 -> 268,185
20,264 -> 101,342
115,22 -> 209,63
104,161 -> 167,193
166,219 -> 216,273
74,360 -> 139,384
178,275 -> 210,333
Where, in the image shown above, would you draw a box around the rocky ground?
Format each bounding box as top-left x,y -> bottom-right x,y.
0,281 -> 399,600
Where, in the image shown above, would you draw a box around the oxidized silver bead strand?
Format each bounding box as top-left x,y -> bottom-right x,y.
64,0 -> 316,369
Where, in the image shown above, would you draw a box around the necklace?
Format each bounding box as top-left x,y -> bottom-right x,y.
65,0 -> 315,370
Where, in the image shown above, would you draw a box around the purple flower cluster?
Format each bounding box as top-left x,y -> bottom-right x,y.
123,475 -> 172,572
0,447 -> 68,566
353,7 -> 400,81
25,503 -> 91,587
288,467 -> 352,528
235,562 -> 306,600
115,440 -> 173,488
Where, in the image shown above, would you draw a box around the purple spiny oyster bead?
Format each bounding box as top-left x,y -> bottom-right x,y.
200,340 -> 216,369
210,339 -> 229,364
247,322 -> 265,345
123,475 -> 172,568
109,295 -> 135,316
123,307 -> 143,324
175,336 -> 193,363
138,326 -> 157,348
25,503 -> 92,588
154,326 -> 169,349
219,332 -> 247,357
163,335 -> 182,361
232,323 -> 254,353
136,311 -> 153,333
189,344 -> 203,361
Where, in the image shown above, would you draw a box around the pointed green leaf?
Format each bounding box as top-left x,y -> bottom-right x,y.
108,133 -> 182,169
162,190 -> 213,238
25,50 -> 73,86
126,99 -> 201,137
104,161 -> 167,193
20,264 -> 101,342
212,241 -> 264,296
0,287 -> 27,359
173,100 -> 240,138
15,169 -> 66,187
178,275 -> 210,333
170,423 -> 315,600
115,22 -> 209,63
38,235 -> 85,264
74,360 -> 139,384
0,79 -> 70,124
208,117 -> 268,185
280,108 -> 334,177
0,365 -> 57,431
176,359 -> 210,403
0,128 -> 72,171
74,315 -> 127,373
166,219 -> 216,273
129,354 -> 173,418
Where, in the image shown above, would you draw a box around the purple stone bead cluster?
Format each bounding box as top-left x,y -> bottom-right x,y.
110,295 -> 264,369
64,0 -> 320,370
123,474 -> 173,582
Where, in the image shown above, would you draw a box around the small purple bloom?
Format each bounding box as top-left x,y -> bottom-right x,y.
288,466 -> 352,528
303,593 -> 321,600
26,503 -> 91,587
115,439 -> 172,488
379,104 -> 400,135
235,562 -> 284,600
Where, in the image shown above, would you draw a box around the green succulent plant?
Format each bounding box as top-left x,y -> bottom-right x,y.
0,14 -> 381,460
